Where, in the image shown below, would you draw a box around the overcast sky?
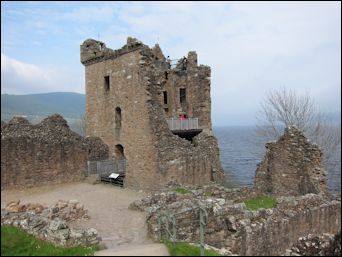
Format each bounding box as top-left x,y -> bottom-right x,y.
1,1 -> 341,126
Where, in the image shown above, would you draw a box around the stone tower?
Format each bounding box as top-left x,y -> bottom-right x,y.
80,37 -> 224,191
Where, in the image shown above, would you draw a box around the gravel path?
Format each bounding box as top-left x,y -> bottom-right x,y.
1,181 -> 153,250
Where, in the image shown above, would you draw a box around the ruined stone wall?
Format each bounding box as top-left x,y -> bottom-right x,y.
81,37 -> 224,191
138,45 -> 224,189
129,124 -> 339,255
161,51 -> 212,130
130,184 -> 341,256
240,197 -> 340,256
254,126 -> 327,197
1,115 -> 109,189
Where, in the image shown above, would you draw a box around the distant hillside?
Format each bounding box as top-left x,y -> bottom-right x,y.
1,92 -> 85,122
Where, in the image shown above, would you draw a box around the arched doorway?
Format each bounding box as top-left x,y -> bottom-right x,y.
114,144 -> 125,160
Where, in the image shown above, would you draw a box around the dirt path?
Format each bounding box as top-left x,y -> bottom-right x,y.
1,181 -> 156,250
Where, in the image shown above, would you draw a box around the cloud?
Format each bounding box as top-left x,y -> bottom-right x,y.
114,2 -> 341,121
2,1 -> 340,125
1,53 -> 84,94
61,4 -> 116,23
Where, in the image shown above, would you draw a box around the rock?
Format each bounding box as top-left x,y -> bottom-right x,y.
86,228 -> 98,236
49,219 -> 67,231
51,207 -> 59,214
69,200 -> 79,205
70,229 -> 84,239
6,200 -> 20,207
1,200 -> 101,248
56,228 -> 70,240
226,216 -> 237,232
56,200 -> 68,208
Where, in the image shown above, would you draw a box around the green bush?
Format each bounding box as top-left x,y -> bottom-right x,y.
1,225 -> 97,256
164,240 -> 222,256
243,195 -> 277,211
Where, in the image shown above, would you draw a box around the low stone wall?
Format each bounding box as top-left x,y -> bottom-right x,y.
285,232 -> 341,256
1,200 -> 100,247
130,184 -> 341,256
1,114 -> 109,189
239,197 -> 340,256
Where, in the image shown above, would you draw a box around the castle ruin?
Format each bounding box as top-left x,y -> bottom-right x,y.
254,126 -> 327,197
1,114 -> 109,189
80,37 -> 224,191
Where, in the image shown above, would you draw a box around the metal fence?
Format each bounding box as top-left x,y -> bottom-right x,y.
166,118 -> 199,131
87,159 -> 126,176
157,204 -> 208,256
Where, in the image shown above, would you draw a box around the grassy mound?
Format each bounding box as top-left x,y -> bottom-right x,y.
1,225 -> 97,256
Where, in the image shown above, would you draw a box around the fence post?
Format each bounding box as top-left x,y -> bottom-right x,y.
171,213 -> 176,246
157,207 -> 162,241
199,206 -> 208,256
157,207 -> 177,247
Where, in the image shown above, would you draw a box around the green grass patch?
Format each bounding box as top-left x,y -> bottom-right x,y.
173,187 -> 192,194
204,191 -> 214,197
164,240 -> 222,256
1,225 -> 97,256
243,195 -> 277,211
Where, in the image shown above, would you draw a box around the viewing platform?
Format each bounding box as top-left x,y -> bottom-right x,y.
166,118 -> 202,141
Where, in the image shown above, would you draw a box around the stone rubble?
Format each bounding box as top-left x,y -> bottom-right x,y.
283,232 -> 341,256
1,199 -> 100,247
4,199 -> 89,221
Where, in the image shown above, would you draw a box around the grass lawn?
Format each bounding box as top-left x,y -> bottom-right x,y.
243,195 -> 277,211
164,240 -> 222,256
1,225 -> 97,256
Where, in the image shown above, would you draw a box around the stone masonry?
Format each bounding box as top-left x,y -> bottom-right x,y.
254,125 -> 327,197
129,126 -> 340,255
80,37 -> 224,191
1,199 -> 100,247
1,114 -> 109,189
130,183 -> 341,256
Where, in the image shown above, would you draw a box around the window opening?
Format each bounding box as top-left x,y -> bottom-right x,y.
104,76 -> 110,92
163,91 -> 168,104
180,88 -> 186,103
115,107 -> 121,129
